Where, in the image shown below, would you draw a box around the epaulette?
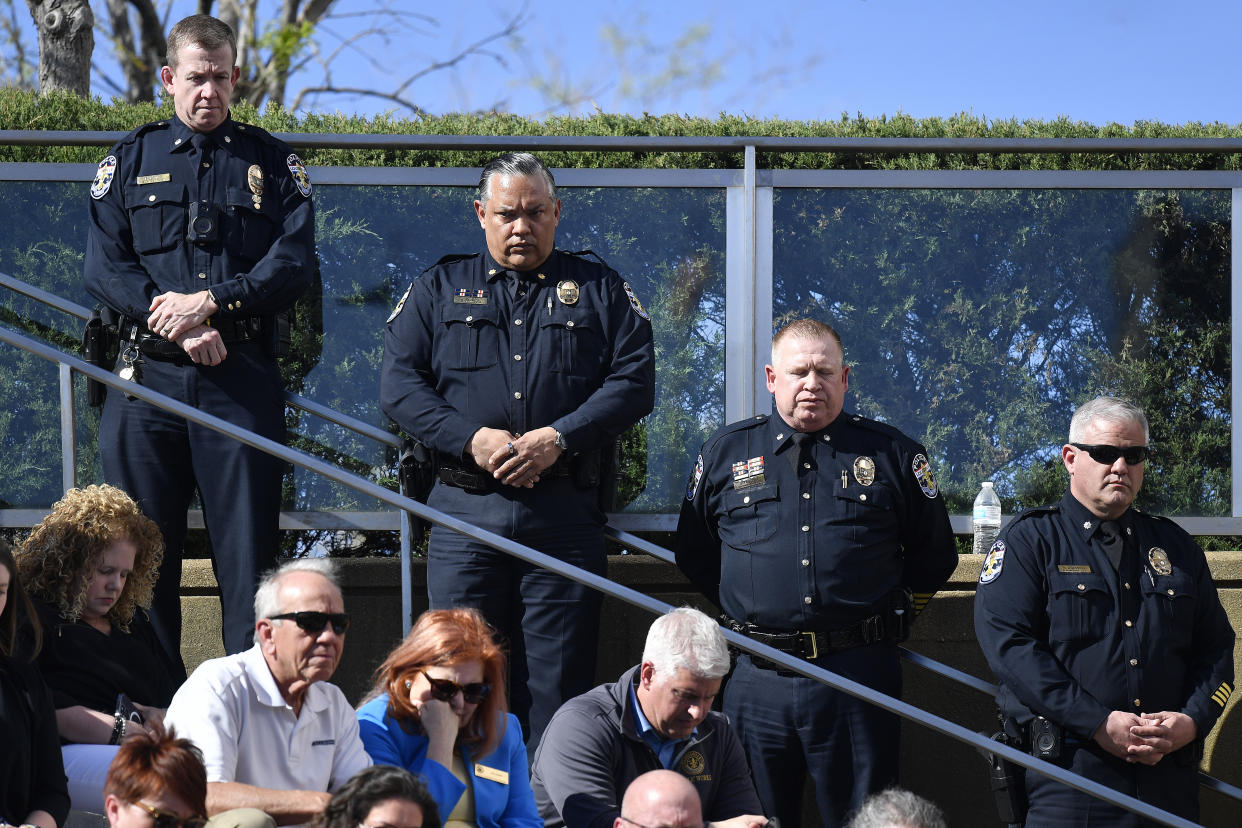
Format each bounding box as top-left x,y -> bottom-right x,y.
1005,504 -> 1060,527
703,414 -> 770,450
1132,509 -> 1188,532
843,413 -> 907,441
423,252 -> 479,274
112,119 -> 169,150
563,248 -> 616,272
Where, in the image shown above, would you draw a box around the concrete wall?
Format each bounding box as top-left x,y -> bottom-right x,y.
179,552 -> 1242,827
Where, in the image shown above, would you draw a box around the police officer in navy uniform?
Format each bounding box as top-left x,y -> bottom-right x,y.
677,319 -> 957,828
974,397 -> 1234,826
84,14 -> 313,672
381,152 -> 655,748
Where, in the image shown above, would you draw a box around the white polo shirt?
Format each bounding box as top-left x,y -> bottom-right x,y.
165,644 -> 371,792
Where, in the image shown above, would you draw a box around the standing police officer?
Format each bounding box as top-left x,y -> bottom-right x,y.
84,15 -> 313,672
974,397 -> 1234,825
381,152 -> 655,748
677,319 -> 957,828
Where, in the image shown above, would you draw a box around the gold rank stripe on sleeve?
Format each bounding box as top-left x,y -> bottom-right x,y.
1211,681 -> 1233,708
912,592 -> 935,614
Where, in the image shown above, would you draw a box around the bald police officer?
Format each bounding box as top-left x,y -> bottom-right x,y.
85,14 -> 313,671
974,397 -> 1234,825
677,319 -> 957,828
381,152 -> 655,748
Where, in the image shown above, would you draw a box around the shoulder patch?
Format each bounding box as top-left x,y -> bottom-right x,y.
979,540 -> 1005,584
429,252 -> 478,272
687,454 -> 704,500
911,453 -> 939,498
91,155 -> 117,200
622,281 -> 649,320
388,284 -> 412,323
287,153 -> 311,197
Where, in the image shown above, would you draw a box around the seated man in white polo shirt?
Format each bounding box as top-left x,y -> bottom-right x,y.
165,558 -> 371,824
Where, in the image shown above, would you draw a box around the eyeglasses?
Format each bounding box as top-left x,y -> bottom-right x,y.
131,800 -> 207,828
269,611 -> 350,635
618,816 -> 704,828
418,669 -> 491,704
1070,443 -> 1152,466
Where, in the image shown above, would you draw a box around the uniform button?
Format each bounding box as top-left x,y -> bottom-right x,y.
224,135 -> 231,143
198,272 -> 207,280
514,354 -> 522,361
1077,584 -> 1085,591
802,492 -> 811,500
514,319 -> 523,325
567,320 -> 574,328
201,162 -> 210,168
803,596 -> 812,605
777,432 -> 785,440
1134,699 -> 1141,707
823,435 -> 830,442
802,462 -> 811,469
743,496 -> 751,504
466,315 -> 474,322
1167,589 -> 1175,596
227,303 -> 235,311
517,290 -> 525,298
801,559 -> 809,566
513,392 -> 522,399
1130,659 -> 1139,666
538,273 -> 546,280
801,525 -> 810,532
148,194 -> 157,202
1083,521 -> 1092,529
1124,620 -> 1133,627
235,301 -> 241,309
859,493 -> 867,502
1124,582 -> 1131,589
174,138 -> 182,145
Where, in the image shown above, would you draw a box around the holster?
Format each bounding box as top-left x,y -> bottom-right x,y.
82,305 -> 120,406
888,587 -> 914,643
398,437 -> 436,546
983,730 -> 1028,826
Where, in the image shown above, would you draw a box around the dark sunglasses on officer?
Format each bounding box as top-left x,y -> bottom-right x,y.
1070,443 -> 1152,466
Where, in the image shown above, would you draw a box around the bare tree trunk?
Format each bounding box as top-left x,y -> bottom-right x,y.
25,0 -> 93,95
104,0 -> 143,101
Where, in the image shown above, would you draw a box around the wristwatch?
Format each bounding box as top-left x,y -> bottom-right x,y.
554,430 -> 568,452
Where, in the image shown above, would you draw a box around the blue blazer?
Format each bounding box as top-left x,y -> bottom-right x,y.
357,694 -> 541,828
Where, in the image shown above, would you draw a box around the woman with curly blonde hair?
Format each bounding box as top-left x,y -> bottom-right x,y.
18,484 -> 182,812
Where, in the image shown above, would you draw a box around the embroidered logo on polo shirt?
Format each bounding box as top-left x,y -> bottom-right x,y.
311,739 -> 336,746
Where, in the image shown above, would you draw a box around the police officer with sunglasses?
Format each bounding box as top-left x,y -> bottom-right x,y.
974,396 -> 1235,826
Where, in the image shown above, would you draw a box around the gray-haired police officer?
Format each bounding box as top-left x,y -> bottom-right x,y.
84,15 -> 313,671
974,396 -> 1234,826
677,319 -> 957,828
381,152 -> 655,749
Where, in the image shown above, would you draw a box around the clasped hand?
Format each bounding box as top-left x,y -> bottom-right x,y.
469,426 -> 562,489
1093,710 -> 1196,765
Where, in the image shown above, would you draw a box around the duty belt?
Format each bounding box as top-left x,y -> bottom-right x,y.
743,613 -> 889,660
437,456 -> 572,493
127,318 -> 263,363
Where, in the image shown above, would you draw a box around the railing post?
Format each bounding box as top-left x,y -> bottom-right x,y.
399,510 -> 413,635
59,363 -> 76,492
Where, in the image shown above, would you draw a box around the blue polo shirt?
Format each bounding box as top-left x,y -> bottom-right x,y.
630,679 -> 697,769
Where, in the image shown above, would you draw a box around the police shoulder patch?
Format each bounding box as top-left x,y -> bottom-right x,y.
686,454 -> 704,500
91,155 -> 118,200
287,153 -> 312,197
911,453 -> 939,499
622,281 -> 649,320
979,540 -> 1005,584
388,284 -> 412,323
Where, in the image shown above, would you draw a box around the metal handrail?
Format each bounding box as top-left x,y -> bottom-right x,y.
0,319 -> 1214,827
5,129 -> 1242,155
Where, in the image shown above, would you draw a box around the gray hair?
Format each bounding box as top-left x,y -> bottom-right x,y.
641,607 -> 730,679
1068,396 -> 1150,444
844,788 -> 946,828
476,152 -> 557,206
254,558 -> 340,620
166,14 -> 236,69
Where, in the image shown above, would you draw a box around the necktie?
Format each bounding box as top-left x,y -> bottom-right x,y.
788,430 -> 814,473
1098,520 -> 1123,571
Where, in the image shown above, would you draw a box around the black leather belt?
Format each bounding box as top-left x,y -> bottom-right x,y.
744,614 -> 889,661
127,318 -> 262,363
437,456 -> 571,492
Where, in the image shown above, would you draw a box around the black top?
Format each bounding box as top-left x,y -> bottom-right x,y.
28,598 -> 181,713
0,653 -> 70,825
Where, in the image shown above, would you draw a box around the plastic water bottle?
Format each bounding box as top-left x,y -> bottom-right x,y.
972,481 -> 1002,555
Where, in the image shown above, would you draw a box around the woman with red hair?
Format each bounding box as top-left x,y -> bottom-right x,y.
357,609 -> 539,828
103,726 -> 208,828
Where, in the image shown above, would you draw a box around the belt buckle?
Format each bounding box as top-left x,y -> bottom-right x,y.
801,631 -> 818,660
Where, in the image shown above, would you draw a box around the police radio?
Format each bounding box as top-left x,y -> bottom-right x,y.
187,200 -> 219,244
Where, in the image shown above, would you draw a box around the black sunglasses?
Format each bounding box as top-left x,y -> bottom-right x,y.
419,669 -> 491,704
1070,443 -> 1151,466
132,800 -> 207,828
269,611 -> 350,635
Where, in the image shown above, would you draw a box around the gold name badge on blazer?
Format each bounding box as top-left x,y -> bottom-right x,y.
474,763 -> 509,784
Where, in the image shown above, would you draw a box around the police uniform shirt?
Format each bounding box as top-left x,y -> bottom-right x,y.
85,114 -> 313,328
676,412 -> 957,631
974,491 -> 1235,742
381,249 -> 655,462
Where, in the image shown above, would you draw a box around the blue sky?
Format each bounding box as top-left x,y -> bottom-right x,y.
21,0 -> 1242,125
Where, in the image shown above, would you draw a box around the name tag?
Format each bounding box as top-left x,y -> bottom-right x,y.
474,763 -> 509,784
311,739 -> 336,746
136,173 -> 171,185
1057,564 -> 1092,573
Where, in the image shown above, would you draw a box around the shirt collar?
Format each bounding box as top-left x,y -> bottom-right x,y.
482,249 -> 557,284
166,113 -> 237,153
1060,490 -> 1132,541
628,674 -> 698,742
768,412 -> 840,456
242,643 -> 329,714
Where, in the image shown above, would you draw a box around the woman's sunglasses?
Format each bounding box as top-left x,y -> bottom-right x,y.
131,800 -> 207,828
417,669 -> 491,704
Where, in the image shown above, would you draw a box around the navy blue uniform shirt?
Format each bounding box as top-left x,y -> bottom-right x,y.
85,114 -> 313,334
974,491 -> 1235,741
676,412 -> 957,630
381,249 -> 655,461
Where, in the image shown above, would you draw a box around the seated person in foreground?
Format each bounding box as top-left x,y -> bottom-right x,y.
104,724 -> 274,828
0,538 -> 69,828
530,607 -> 766,828
309,766 -> 441,828
615,771 -> 704,828
17,485 -> 181,810
164,559 -> 371,825
357,609 -> 540,828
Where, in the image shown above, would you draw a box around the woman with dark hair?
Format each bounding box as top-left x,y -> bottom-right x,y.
17,485 -> 181,812
357,609 -> 540,828
103,725 -> 207,828
310,766 -> 439,828
0,537 -> 69,828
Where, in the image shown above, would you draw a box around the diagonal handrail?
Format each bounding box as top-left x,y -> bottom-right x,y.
0,321 -> 1224,827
